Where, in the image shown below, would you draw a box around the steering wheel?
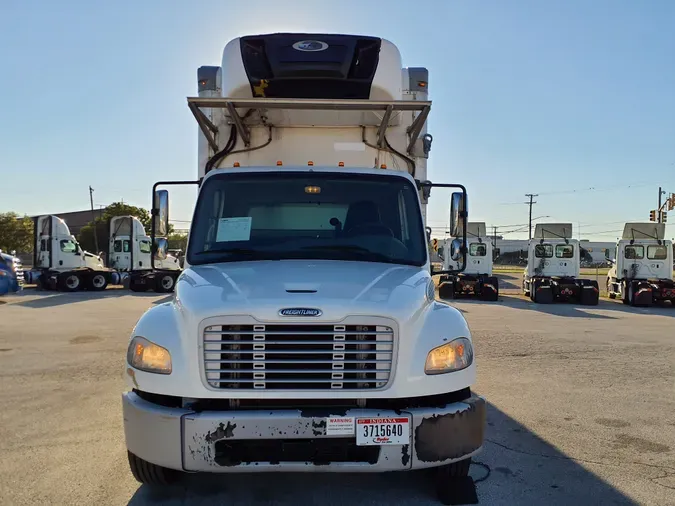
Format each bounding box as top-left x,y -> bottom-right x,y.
345,222 -> 394,237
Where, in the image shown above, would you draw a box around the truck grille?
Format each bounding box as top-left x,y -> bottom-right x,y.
203,322 -> 394,390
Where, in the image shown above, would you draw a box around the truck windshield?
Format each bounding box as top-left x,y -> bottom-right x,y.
187,172 -> 427,267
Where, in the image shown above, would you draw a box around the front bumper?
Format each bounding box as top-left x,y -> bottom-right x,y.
122,391 -> 486,473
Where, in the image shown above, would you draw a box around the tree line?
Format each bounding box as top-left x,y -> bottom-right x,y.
0,202 -> 188,255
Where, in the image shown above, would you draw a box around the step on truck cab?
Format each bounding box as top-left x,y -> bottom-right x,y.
108,216 -> 181,293
438,222 -> 498,301
522,223 -> 599,305
122,33 -> 485,504
606,222 -> 674,306
24,215 -> 121,292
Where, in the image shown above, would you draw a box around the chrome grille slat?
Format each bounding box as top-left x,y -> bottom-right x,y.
202,322 -> 394,390
204,329 -> 394,336
204,340 -> 393,345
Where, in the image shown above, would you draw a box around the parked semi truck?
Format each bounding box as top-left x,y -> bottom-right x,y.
438,222 -> 498,301
24,215 -> 116,291
122,33 -> 484,504
108,215 -> 181,292
606,222 -> 674,306
25,214 -> 180,293
522,223 -> 599,305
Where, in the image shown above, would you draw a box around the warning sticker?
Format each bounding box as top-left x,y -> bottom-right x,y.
326,416 -> 355,436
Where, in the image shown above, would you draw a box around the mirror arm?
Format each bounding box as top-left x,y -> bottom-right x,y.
151,180 -> 201,270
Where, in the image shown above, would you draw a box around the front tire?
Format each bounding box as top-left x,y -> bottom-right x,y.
434,458 -> 472,505
127,451 -> 179,486
155,273 -> 176,293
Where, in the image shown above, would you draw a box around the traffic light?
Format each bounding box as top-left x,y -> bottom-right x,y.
669,193 -> 675,211
650,210 -> 656,222
661,211 -> 668,223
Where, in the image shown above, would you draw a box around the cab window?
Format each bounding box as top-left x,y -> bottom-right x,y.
534,244 -> 553,258
124,240 -> 131,253
624,245 -> 644,260
139,240 -> 152,254
555,244 -> 574,259
647,245 -> 667,260
114,240 -> 123,253
469,243 -> 487,257
60,240 -> 77,253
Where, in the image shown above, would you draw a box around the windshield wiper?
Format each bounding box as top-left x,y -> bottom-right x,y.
298,245 -> 393,262
194,247 -> 263,256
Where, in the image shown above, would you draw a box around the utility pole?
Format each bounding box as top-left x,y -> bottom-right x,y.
658,187 -> 665,223
525,194 -> 538,240
89,186 -> 99,253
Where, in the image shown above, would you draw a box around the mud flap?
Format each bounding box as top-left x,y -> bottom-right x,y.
439,282 -> 455,300
632,282 -> 653,307
533,283 -> 553,304
580,281 -> 599,306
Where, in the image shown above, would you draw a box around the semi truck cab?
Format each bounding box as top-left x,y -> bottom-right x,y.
607,223 -> 675,306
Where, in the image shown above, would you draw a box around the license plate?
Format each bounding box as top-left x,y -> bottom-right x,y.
356,417 -> 409,446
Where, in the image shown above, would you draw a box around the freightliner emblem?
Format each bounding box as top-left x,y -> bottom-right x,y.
279,308 -> 323,317
292,40 -> 329,52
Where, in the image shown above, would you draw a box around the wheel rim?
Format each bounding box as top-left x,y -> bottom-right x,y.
66,276 -> 79,289
161,276 -> 174,290
92,275 -> 105,288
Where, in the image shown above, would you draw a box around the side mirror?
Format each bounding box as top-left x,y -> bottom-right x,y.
154,238 -> 168,260
449,192 -> 468,237
153,189 -> 170,237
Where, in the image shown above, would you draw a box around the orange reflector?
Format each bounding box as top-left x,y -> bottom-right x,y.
233,162 -> 240,167
338,161 -> 345,167
380,164 -> 387,169
276,161 -> 283,166
308,161 -> 314,166
418,81 -> 427,88
305,185 -> 321,194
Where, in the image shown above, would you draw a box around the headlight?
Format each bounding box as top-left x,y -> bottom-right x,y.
127,336 -> 172,374
424,337 -> 473,375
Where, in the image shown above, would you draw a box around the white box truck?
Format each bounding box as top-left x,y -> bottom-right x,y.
522,223 -> 599,305
122,33 -> 484,503
606,222 -> 674,306
438,222 -> 498,301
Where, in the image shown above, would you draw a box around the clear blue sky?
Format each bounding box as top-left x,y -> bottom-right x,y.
1,0 -> 674,240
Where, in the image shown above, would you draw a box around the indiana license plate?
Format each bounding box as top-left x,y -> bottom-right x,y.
356,417 -> 410,446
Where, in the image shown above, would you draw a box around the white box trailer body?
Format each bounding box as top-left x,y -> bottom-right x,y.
522,223 -> 599,305
122,33 -> 483,502
438,222 -> 498,301
25,215 -> 120,292
606,223 -> 675,306
108,216 -> 181,293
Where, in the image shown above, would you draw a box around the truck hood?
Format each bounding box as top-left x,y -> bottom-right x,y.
174,259 -> 433,322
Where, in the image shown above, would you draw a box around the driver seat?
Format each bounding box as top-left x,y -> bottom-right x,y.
343,201 -> 391,237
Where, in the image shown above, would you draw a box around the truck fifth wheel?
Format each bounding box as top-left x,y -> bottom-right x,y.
522,223 -> 599,305
122,32 -> 485,504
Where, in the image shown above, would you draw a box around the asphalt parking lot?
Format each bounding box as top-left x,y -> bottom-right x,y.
1,283 -> 674,506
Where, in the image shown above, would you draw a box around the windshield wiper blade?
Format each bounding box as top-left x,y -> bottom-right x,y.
194,247 -> 262,256
300,245 -> 372,253
299,245 -> 393,262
